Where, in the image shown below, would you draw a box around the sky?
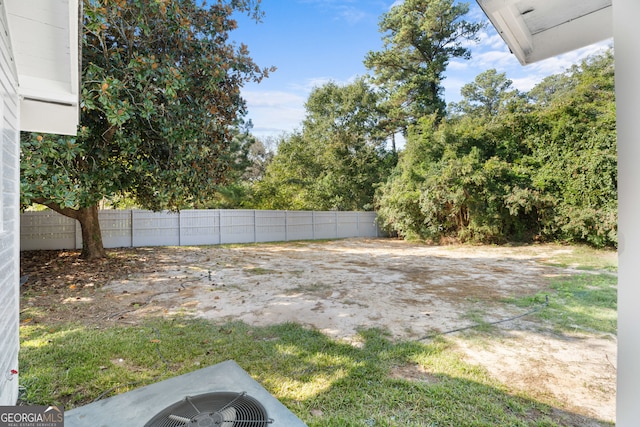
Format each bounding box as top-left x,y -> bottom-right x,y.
230,0 -> 612,140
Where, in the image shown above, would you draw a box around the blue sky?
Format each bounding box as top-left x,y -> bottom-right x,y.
231,1 -> 612,139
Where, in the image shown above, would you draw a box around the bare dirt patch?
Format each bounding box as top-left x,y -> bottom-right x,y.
20,238 -> 616,424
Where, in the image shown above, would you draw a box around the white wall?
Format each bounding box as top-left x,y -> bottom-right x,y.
0,2 -> 21,405
613,0 -> 640,424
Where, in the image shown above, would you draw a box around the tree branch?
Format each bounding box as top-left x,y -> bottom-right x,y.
32,198 -> 80,220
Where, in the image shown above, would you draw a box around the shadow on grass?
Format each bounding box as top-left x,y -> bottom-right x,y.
19,318 -> 612,427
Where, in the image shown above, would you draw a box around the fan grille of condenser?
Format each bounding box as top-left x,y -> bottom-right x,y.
143,391 -> 273,427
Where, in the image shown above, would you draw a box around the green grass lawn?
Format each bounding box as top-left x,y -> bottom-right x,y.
506,273 -> 617,335
20,317 -> 609,426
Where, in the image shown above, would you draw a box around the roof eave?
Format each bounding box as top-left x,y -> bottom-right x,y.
477,0 -> 613,65
6,0 -> 80,135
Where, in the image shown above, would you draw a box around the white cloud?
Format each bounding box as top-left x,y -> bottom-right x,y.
442,76 -> 467,101
467,3 -> 489,22
245,71 -> 373,138
510,76 -> 541,93
447,60 -> 469,71
471,49 -> 520,69
243,90 -> 305,108
494,39 -> 612,94
527,40 -> 612,76
291,77 -> 335,93
445,36 -> 612,104
476,30 -> 507,51
243,72 -> 370,138
290,74 -> 362,93
242,90 -> 307,138
336,5 -> 370,24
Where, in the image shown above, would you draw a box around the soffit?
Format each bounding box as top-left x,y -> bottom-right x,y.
5,0 -> 80,135
477,0 -> 612,65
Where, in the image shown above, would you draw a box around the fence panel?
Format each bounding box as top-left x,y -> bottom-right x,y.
284,211 -> 315,241
313,211 -> 337,239
179,210 -> 220,246
20,210 -> 76,250
219,210 -> 255,244
99,210 -> 133,248
132,210 -> 180,247
336,211 -> 359,238
357,212 -> 380,237
255,210 -> 286,242
20,209 -> 383,251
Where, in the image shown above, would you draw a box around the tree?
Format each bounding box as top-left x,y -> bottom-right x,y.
449,69 -> 519,118
20,0 -> 273,259
253,79 -> 394,211
376,49 -> 616,247
204,128 -> 275,209
251,132 -> 319,210
376,115 -> 540,243
364,0 -> 482,131
301,79 -> 393,210
526,50 -> 617,247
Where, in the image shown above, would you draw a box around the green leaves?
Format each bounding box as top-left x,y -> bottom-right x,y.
449,69 -> 520,119
22,0 -> 272,213
21,134 -> 84,209
21,0 -> 273,257
253,80 -> 394,211
365,0 -> 483,130
376,49 -> 616,247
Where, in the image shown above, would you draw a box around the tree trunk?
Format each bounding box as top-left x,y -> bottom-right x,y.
76,205 -> 107,260
33,199 -> 106,260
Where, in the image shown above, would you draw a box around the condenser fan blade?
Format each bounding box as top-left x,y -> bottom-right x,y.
219,406 -> 237,426
168,414 -> 190,424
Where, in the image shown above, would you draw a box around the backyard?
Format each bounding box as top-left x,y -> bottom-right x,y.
19,238 -> 617,426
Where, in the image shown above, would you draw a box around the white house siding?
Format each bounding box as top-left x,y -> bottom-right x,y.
0,2 -> 21,405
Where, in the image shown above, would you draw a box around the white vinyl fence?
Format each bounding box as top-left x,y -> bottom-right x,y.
20,209 -> 383,251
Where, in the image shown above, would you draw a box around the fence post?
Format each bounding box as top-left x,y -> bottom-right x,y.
131,210 -> 136,247
285,211 -> 288,241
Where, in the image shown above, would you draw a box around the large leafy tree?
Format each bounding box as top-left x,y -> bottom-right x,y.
376,114 -> 540,243
21,0 -> 273,259
376,49 -> 616,247
449,69 -> 521,119
364,0 -> 482,132
526,50 -> 617,247
254,79 -> 393,211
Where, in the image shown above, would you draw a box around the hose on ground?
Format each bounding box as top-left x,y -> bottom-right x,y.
415,295 -> 549,342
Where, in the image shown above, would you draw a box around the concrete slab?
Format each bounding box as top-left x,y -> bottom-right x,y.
65,360 -> 307,426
